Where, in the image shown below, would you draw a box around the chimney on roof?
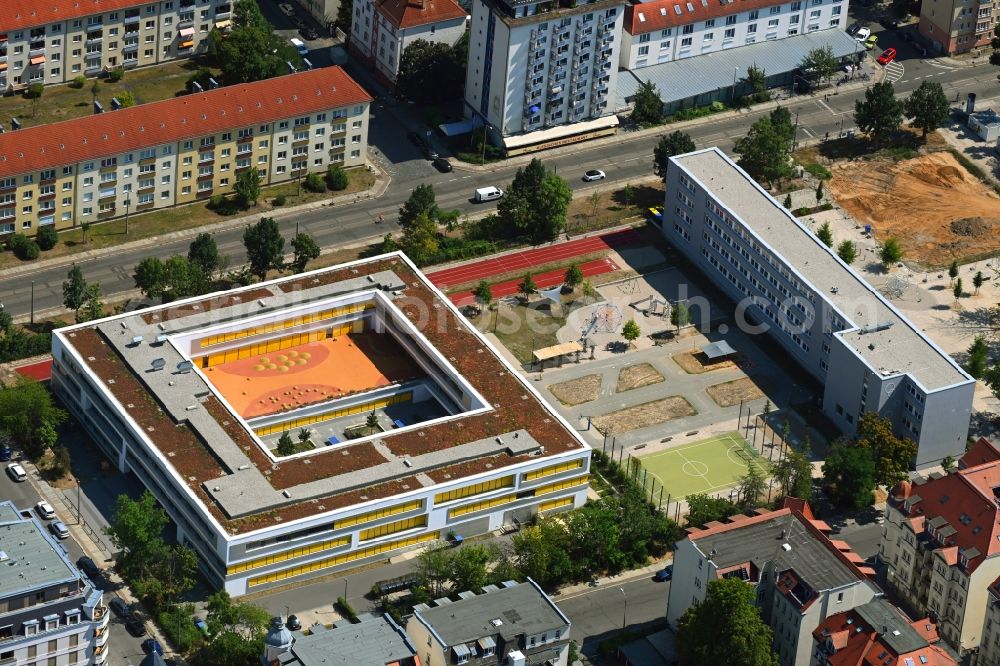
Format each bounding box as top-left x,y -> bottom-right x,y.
408,0 -> 425,8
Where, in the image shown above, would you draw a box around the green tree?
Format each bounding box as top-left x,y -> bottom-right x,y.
62,264 -> 88,319
653,131 -> 696,178
734,116 -> 793,188
837,240 -> 857,265
772,442 -> 813,501
243,217 -> 285,279
670,302 -> 690,331
621,319 -> 641,347
217,0 -> 300,83
783,193 -> 792,209
685,493 -> 739,528
398,184 -> 439,230
879,236 -> 904,267
416,546 -> 454,596
741,64 -> 769,102
80,283 -> 104,322
0,377 -> 67,455
822,445 -> 876,509
163,256 -> 207,300
473,280 -> 493,308
967,335 -> 989,379
366,410 -> 379,432
564,263 -> 584,290
630,80 -> 663,125
205,591 -> 271,642
497,158 -> 572,242
855,81 -> 904,145
799,45 -> 838,83
325,164 -> 349,191
904,80 -> 950,138
676,578 -> 780,666
451,544 -> 499,593
335,0 -> 353,34
303,173 -> 325,193
105,491 -> 170,582
948,260 -> 959,285
817,221 -> 834,247
397,40 -> 464,104
276,431 -> 295,456
297,428 -> 311,446
511,520 -> 574,587
36,225 -> 58,251
737,464 -> 767,508
854,412 -> 916,487
0,306 -> 11,335
234,166 -> 261,207
974,270 -> 985,294
954,278 -> 964,302
133,257 -> 167,299
815,180 -> 824,205
116,90 -> 137,108
942,455 -> 956,471
398,211 -> 439,266
188,233 -> 220,276
290,232 -> 320,273
518,273 -> 536,302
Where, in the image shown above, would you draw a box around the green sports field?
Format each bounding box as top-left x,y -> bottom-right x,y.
639,431 -> 770,500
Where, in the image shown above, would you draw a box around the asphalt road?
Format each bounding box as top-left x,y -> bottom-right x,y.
2,45 -> 997,319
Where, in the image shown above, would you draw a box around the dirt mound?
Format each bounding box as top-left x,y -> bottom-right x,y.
950,217 -> 994,237
829,152 -> 1000,267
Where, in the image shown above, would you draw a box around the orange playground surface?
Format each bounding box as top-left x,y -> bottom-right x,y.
203,333 -> 423,419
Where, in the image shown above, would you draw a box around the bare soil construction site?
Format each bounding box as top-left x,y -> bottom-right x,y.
829,151 -> 1000,268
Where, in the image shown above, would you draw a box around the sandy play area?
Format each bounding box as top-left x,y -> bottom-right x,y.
203,333 -> 422,418
829,152 -> 1000,267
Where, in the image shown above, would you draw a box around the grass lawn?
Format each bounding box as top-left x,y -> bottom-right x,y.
0,168 -> 375,270
565,178 -> 663,235
490,293 -> 598,365
0,60 -> 219,130
639,432 -> 770,500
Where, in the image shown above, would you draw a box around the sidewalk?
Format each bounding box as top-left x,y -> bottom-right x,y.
0,165 -> 392,281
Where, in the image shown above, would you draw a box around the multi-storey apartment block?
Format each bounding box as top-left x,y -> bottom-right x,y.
350,0 -> 468,89
662,148 -> 974,467
977,577 -> 1000,665
920,0 -> 998,54
620,0 -> 847,69
405,579 -> 571,666
51,253 -> 591,597
0,501 -> 110,666
667,499 -> 880,666
0,66 -> 370,238
464,0 -> 624,155
811,598 -> 957,666
880,445 -> 1000,657
0,0 -> 233,90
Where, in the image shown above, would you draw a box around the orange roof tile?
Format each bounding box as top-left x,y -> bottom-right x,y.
625,0 -> 783,35
0,67 -> 372,178
1,0 -> 149,33
375,0 -> 467,29
961,437 -> 1000,469
812,607 -> 957,666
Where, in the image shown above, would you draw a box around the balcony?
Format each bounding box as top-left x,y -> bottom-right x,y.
123,58 -> 138,68
124,24 -> 139,35
197,173 -> 213,182
97,209 -> 116,219
123,41 -> 138,52
29,44 -> 45,57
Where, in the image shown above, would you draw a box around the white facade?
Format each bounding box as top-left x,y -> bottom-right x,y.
350,0 -> 467,86
0,0 -> 232,90
620,0 -> 846,69
464,0 -> 623,137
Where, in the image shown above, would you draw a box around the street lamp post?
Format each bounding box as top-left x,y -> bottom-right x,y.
123,198 -> 131,237
75,476 -> 82,525
619,587 -> 627,632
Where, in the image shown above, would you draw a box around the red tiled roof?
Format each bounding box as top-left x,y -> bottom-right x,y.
624,0 -> 783,35
898,460 -> 1000,573
0,67 -> 372,178
812,609 -> 956,666
0,0 -> 148,33
961,437 -> 1000,469
375,0 -> 467,29
782,496 -> 814,519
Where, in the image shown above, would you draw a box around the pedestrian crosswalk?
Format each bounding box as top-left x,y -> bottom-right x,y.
884,61 -> 905,83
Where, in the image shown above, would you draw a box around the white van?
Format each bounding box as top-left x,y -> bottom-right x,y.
474,186 -> 504,203
290,38 -> 309,56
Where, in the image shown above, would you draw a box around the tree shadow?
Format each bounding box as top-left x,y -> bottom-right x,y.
931,304 -> 953,311
955,306 -> 999,333
610,184 -> 663,209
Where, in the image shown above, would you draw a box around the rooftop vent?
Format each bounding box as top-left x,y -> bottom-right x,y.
781,543 -> 791,552
491,618 -> 503,627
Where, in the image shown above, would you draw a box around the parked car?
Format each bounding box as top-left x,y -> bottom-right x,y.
286,615 -> 302,631
48,520 -> 69,540
422,144 -> 440,160
77,556 -> 102,579
883,17 -> 901,30
6,462 -> 26,482
853,26 -> 871,42
108,597 -> 130,618
35,501 -> 56,520
582,169 -> 606,182
278,2 -> 295,16
877,47 -> 897,65
299,26 -> 319,40
864,34 -> 879,50
0,445 -> 12,461
432,157 -> 453,172
654,565 -> 673,582
142,639 -> 164,656
126,612 -> 148,637
473,186 -> 504,202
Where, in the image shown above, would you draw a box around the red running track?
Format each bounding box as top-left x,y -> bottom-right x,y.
426,228 -> 641,289
15,359 -> 52,381
449,258 -> 618,306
